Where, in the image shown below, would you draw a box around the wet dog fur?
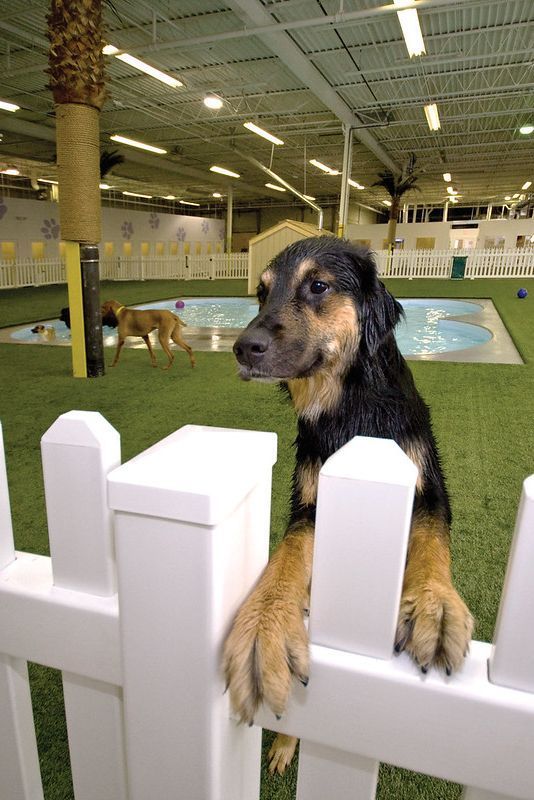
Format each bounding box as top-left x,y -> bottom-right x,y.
223,236 -> 474,774
101,299 -> 195,370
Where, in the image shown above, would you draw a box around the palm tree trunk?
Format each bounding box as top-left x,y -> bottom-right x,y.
47,0 -> 106,378
387,198 -> 401,249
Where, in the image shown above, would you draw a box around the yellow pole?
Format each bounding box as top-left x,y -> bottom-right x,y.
65,241 -> 87,378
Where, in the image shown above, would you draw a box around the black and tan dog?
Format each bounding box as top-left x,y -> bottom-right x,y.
101,300 -> 195,370
223,236 -> 474,774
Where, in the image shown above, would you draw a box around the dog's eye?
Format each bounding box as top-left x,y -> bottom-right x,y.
257,282 -> 268,304
310,280 -> 329,295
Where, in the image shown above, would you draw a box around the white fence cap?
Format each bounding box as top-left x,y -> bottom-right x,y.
41,410 -> 119,449
108,424 -> 277,525
320,436 -> 418,487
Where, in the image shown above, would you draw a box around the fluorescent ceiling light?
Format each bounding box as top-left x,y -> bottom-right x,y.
210,165 -> 240,178
243,122 -> 284,146
0,99 -> 20,112
212,192 -> 223,198
265,182 -> 286,192
38,178 -> 58,185
303,194 -> 316,201
443,172 -> 451,182
512,193 -> 520,199
449,197 -> 458,203
393,1 -> 426,57
309,159 -> 339,175
204,95 -> 223,110
424,103 -> 441,131
348,178 -> 365,189
123,190 -> 152,198
99,183 -> 112,189
110,135 -> 167,154
104,44 -> 182,87
446,186 -> 456,195
1,168 -> 20,175
382,200 -> 392,207
522,181 -> 532,190
163,194 -> 176,200
519,125 -> 534,135
179,199 -> 200,206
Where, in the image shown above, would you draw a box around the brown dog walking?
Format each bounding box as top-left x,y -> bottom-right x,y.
101,300 -> 196,370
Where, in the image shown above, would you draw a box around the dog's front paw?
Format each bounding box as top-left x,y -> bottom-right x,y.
395,580 -> 474,674
223,594 -> 309,724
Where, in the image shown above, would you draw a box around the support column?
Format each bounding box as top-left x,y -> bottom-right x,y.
226,184 -> 233,254
443,202 -> 449,222
337,125 -> 353,238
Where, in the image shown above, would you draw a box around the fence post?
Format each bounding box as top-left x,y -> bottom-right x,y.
109,424 -> 277,800
0,422 -> 45,800
41,411 -> 126,800
296,436 -> 417,800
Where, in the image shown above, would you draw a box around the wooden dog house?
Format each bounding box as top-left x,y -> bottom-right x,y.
247,219 -> 333,294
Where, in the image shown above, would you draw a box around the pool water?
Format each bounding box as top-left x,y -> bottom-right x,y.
11,297 -> 492,356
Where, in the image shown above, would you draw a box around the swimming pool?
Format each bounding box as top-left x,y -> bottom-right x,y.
10,297 -> 492,357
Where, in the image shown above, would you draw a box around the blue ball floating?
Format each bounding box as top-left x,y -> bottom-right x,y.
517,288 -> 528,299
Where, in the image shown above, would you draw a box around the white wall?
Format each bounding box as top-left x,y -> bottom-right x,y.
0,197 -> 226,261
346,218 -> 534,251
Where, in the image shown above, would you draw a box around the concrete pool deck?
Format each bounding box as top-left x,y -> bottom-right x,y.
0,298 -> 523,365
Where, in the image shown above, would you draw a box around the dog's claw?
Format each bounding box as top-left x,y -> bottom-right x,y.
299,675 -> 309,687
421,664 -> 429,674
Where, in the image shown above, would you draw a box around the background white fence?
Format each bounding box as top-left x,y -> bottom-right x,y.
1,248 -> 534,290
1,411 -> 533,800
375,247 -> 534,279
0,252 -> 249,289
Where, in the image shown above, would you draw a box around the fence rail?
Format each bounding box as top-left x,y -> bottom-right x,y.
1,412 -> 533,800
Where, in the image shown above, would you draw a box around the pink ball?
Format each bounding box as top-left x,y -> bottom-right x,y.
175,300 -> 185,309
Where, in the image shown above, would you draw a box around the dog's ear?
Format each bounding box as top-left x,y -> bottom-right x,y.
361,280 -> 403,356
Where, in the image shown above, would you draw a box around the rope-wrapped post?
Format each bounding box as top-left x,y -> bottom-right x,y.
55,103 -> 101,244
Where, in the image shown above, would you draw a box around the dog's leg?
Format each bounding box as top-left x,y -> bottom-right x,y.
142,335 -> 158,367
171,326 -> 196,368
157,332 -> 175,370
111,337 -> 125,367
268,734 -> 298,775
395,512 -> 474,673
223,522 -> 314,725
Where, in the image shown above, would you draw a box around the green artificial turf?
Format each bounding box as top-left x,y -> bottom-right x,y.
1,277 -> 533,800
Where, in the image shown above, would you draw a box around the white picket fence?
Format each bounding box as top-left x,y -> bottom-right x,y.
0,253 -> 249,289
375,248 -> 534,279
1,412 -> 533,800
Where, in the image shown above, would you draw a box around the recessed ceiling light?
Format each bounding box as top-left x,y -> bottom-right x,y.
0,99 -> 20,112
210,165 -> 240,178
212,192 -> 223,198
162,194 -> 176,200
243,122 -> 284,146
265,182 -> 286,192
519,125 -> 534,135
522,181 -> 532,191
122,190 -> 153,198
443,172 -> 451,182
505,196 -> 512,201
110,135 -> 167,154
204,95 -> 223,110
309,159 -> 339,175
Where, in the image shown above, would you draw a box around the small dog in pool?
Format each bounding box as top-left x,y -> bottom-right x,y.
31,325 -> 56,341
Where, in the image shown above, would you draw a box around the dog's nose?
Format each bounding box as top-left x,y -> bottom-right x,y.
233,327 -> 272,367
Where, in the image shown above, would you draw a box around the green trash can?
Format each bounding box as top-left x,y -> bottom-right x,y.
451,255 -> 467,279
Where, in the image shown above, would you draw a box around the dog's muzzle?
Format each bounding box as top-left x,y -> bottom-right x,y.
233,326 -> 273,373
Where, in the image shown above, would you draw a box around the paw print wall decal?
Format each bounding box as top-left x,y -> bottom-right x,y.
176,226 -> 186,241
121,221 -> 134,240
149,213 -> 160,230
201,219 -> 209,235
41,218 -> 60,239
0,197 -> 7,221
